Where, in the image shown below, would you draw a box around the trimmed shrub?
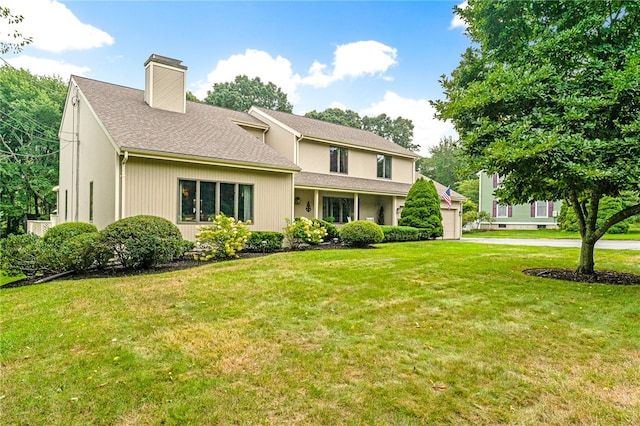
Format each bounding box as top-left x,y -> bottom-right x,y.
195,214 -> 251,260
0,233 -> 45,277
399,178 -> 443,239
245,231 -> 284,253
43,222 -> 98,247
100,215 -> 184,269
339,220 -> 384,248
60,232 -> 105,272
311,218 -> 339,242
283,217 -> 327,249
380,225 -> 421,242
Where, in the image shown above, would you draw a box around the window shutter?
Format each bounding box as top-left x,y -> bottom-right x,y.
508,205 -> 513,217
493,174 -> 498,188
530,203 -> 536,217
548,201 -> 554,217
492,200 -> 497,217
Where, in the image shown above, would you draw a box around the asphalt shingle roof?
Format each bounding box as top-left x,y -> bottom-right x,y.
72,76 -> 299,171
253,107 -> 420,158
295,172 -> 413,195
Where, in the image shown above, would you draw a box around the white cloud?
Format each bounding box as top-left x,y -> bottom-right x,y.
4,55 -> 90,79
302,40 -> 397,88
449,1 -> 468,30
193,49 -> 302,101
1,0 -> 114,53
194,41 -> 398,101
360,91 -> 458,157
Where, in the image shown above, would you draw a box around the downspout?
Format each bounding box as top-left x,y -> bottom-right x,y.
73,87 -> 80,222
120,151 -> 129,219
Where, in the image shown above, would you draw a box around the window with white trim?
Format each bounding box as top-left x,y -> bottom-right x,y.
535,201 -> 549,218
496,204 -> 509,218
179,179 -> 253,223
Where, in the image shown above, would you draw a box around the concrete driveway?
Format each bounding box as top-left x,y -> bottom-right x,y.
460,238 -> 640,251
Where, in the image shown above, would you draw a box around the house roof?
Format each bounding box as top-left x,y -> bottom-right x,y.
415,173 -> 467,202
251,107 -> 420,159
295,172 -> 413,196
71,76 -> 300,171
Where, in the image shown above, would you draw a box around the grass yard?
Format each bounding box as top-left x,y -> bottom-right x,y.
1,241 -> 639,425
464,222 -> 640,240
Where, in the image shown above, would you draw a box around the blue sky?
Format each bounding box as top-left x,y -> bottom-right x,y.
2,0 -> 470,156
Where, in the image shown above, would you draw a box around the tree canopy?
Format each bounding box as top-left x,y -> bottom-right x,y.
305,108 -> 418,152
204,75 -> 293,113
0,66 -> 66,236
433,0 -> 640,274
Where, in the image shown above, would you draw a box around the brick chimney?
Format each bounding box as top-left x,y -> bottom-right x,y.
144,54 -> 187,113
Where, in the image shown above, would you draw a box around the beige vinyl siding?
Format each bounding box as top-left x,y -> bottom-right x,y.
391,156 -> 414,184
58,86 -> 118,229
260,116 -> 297,163
124,157 -> 293,240
145,63 -> 185,113
298,140 -> 329,173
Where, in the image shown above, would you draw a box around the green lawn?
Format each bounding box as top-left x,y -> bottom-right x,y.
464,222 -> 640,240
1,242 -> 639,425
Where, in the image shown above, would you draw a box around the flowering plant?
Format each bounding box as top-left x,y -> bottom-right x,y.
195,214 -> 251,260
283,217 -> 327,249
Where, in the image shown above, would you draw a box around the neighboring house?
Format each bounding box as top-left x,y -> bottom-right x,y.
56,54 -> 464,240
478,172 -> 562,230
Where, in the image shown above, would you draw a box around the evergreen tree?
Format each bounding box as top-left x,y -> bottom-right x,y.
399,178 -> 443,238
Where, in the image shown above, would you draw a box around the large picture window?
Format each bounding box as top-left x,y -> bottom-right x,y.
179,179 -> 253,223
377,154 -> 392,179
330,146 -> 348,174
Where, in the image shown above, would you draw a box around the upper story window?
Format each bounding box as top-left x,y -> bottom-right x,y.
330,146 -> 348,174
377,154 -> 392,179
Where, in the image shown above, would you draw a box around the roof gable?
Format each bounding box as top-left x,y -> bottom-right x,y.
71,76 -> 299,171
251,107 -> 419,158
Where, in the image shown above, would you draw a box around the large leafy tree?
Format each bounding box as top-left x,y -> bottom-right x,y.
305,108 -> 418,152
0,66 -> 66,236
434,0 -> 640,274
1,6 -> 32,54
204,75 -> 293,113
416,136 -> 474,186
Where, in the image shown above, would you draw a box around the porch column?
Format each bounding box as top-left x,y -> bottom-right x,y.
314,190 -> 319,219
392,196 -> 398,225
354,193 -> 359,221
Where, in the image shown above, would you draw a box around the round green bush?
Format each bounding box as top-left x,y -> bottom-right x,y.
339,220 -> 384,248
100,215 -> 184,270
43,222 -> 98,247
60,232 -> 112,272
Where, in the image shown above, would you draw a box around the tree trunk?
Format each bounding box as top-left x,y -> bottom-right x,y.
576,238 -> 596,275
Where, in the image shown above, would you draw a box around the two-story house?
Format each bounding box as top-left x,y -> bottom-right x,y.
478,171 -> 562,230
56,54 -> 464,240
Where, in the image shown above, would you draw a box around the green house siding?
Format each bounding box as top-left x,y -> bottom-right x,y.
478,172 -> 562,229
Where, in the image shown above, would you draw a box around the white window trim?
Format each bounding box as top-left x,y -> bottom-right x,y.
496,204 -> 509,218
535,201 -> 549,218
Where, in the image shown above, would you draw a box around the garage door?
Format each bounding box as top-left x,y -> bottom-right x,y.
441,209 -> 458,239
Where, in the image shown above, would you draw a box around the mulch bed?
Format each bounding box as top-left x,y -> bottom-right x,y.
1,243 -> 354,290
524,268 -> 640,285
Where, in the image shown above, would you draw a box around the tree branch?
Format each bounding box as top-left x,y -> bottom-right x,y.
594,202 -> 640,240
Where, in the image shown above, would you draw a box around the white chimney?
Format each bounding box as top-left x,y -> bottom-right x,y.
144,54 -> 187,113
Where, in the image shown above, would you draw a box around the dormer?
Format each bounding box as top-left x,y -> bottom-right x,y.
144,54 -> 187,113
